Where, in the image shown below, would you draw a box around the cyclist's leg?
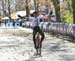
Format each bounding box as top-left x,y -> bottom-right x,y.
40,31 -> 44,43
38,28 -> 45,48
33,31 -> 37,49
33,31 -> 37,55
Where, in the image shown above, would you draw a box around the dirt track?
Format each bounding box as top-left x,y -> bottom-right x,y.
0,28 -> 75,61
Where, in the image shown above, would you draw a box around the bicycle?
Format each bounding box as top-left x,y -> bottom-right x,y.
35,32 -> 42,57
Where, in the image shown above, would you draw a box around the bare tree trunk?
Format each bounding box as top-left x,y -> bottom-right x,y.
34,0 -> 37,11
8,0 -> 11,21
45,0 -> 49,14
52,0 -> 61,22
72,0 -> 75,24
34,0 -> 39,11
26,0 -> 30,21
2,0 -> 5,16
66,0 -> 72,13
36,0 -> 39,12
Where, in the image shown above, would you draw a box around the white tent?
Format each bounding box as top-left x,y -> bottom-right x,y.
2,17 -> 9,20
16,10 -> 35,18
30,10 -> 35,14
2,10 -> 35,20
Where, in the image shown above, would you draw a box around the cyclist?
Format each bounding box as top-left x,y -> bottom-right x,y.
29,11 -> 45,56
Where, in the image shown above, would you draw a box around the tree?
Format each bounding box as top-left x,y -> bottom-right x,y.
72,0 -> 75,24
34,0 -> 39,11
8,0 -> 11,21
1,0 -> 7,16
2,0 -> 5,16
51,0 -> 61,22
25,0 -> 30,18
61,0 -> 73,24
0,0 -> 16,17
15,0 -> 26,11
